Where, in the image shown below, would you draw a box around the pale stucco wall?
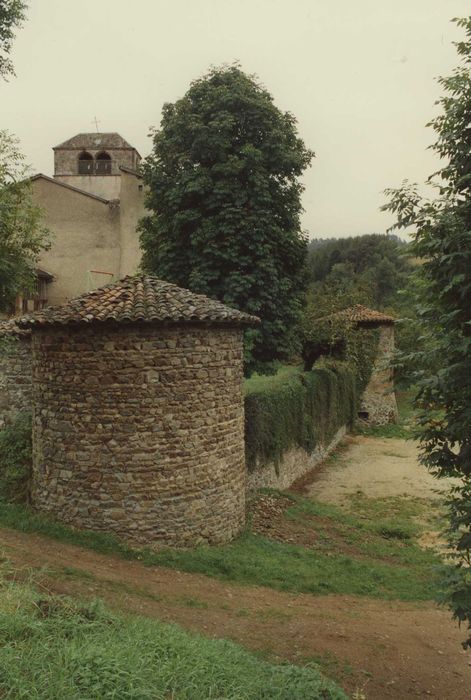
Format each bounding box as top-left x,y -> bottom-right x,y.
32,178 -> 122,305
32,166 -> 145,307
119,172 -> 146,277
55,174 -> 122,200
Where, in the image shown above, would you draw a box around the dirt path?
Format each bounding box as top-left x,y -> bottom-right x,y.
1,524 -> 470,700
306,435 -> 454,503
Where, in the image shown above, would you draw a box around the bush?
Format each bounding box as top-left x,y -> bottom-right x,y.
245,365 -> 358,471
300,300 -> 379,391
0,412 -> 32,502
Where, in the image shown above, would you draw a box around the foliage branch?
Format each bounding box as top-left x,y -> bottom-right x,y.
0,130 -> 50,312
0,0 -> 26,80
383,16 -> 471,648
299,290 -> 379,396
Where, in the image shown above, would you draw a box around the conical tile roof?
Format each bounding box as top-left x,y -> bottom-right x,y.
320,304 -> 396,327
17,276 -> 260,329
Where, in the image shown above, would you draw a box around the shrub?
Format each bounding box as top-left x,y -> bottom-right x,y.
300,301 -> 379,393
0,412 -> 32,502
245,365 -> 358,471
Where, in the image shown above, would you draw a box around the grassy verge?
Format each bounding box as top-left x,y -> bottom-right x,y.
153,531 -> 438,601
243,364 -> 301,395
0,490 -> 444,602
0,568 -> 346,700
152,492 -> 442,601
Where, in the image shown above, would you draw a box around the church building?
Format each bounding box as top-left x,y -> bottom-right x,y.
21,133 -> 146,311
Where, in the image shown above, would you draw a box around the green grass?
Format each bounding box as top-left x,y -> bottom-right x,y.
244,365 -> 301,395
0,491 -> 445,603
283,491 -> 441,565
0,572 -> 346,700
153,533 -> 439,601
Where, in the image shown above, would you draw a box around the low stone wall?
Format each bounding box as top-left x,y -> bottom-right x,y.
360,325 -> 398,425
246,425 -> 346,496
0,330 -> 32,429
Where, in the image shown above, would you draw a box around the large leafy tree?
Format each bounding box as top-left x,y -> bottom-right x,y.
0,130 -> 50,311
0,0 -> 26,80
384,17 -> 471,648
139,65 -> 313,373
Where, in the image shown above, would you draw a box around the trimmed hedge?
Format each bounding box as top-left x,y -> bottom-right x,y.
245,365 -> 358,472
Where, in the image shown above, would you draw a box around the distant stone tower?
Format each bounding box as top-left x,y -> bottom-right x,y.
53,132 -> 141,200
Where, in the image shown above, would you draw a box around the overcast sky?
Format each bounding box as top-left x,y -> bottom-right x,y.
1,0 -> 469,238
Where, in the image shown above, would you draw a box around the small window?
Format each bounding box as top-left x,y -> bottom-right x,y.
78,151 -> 93,174
95,151 -> 112,174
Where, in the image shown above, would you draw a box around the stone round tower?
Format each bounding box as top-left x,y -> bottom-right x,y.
20,276 -> 259,547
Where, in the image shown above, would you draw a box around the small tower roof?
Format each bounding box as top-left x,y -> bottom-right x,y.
53,133 -> 137,152
321,304 -> 396,328
18,275 -> 260,329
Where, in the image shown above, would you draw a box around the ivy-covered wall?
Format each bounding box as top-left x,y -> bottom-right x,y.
245,365 -> 357,474
244,327 -> 379,493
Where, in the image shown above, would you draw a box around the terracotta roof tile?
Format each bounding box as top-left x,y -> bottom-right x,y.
324,304 -> 396,327
17,276 -> 260,329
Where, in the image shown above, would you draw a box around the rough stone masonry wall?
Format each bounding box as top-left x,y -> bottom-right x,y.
246,425 -> 346,496
360,325 -> 398,425
0,334 -> 32,429
31,324 -> 246,547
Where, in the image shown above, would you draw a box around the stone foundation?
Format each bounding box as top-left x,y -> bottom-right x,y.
0,332 -> 32,429
31,323 -> 246,547
246,426 -> 346,496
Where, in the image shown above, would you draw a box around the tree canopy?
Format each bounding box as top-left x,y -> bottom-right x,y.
0,130 -> 50,311
384,16 -> 471,649
306,233 -> 410,309
139,65 -> 313,374
0,0 -> 26,80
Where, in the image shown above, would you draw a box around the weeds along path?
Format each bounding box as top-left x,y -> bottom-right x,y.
0,522 -> 470,700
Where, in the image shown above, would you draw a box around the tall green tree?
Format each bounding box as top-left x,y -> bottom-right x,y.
139,65 -> 313,373
0,0 -> 26,80
0,130 -> 50,311
384,17 -> 471,648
